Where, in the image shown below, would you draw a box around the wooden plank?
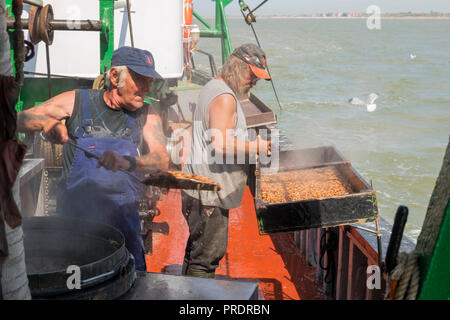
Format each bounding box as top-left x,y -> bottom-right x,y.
336,226 -> 345,300
315,228 -> 324,283
366,281 -> 372,300
305,229 -> 310,266
346,239 -> 354,300
323,229 -> 329,295
300,230 -> 306,254
353,247 -> 369,300
346,227 -> 379,264
346,230 -> 386,299
306,229 -> 312,266
316,228 -> 321,270
294,231 -> 300,248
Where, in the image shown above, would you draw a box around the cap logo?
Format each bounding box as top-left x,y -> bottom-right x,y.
242,54 -> 265,69
146,55 -> 153,67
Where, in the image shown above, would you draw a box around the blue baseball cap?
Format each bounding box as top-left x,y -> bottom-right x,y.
111,46 -> 163,79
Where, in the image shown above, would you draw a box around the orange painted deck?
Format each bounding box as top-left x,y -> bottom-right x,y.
145,187 -> 324,300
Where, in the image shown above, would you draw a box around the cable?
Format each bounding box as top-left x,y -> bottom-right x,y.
249,23 -> 282,110
251,0 -> 269,14
24,71 -> 92,80
239,1 -> 283,111
125,0 -> 135,48
45,43 -> 52,98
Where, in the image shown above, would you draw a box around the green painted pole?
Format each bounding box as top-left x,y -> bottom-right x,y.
217,0 -> 232,64
416,139 -> 450,300
5,0 -> 24,113
5,0 -> 15,78
99,0 -> 114,74
193,10 -> 212,29
418,201 -> 450,299
196,0 -> 234,65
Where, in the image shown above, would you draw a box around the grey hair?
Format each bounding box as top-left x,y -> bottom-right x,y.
219,54 -> 250,97
104,66 -> 128,90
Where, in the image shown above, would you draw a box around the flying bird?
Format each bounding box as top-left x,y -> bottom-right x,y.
410,54 -> 416,60
349,93 -> 379,112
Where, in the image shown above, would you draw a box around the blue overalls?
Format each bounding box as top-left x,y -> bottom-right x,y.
58,89 -> 146,270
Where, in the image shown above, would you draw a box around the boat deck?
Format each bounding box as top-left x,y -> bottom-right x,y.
146,187 -> 324,300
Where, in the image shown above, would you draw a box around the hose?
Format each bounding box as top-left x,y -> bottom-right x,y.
319,229 -> 338,295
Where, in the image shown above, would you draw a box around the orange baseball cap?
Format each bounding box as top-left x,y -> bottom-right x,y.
231,43 -> 271,80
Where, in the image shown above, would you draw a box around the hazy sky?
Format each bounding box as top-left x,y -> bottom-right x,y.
193,0 -> 450,17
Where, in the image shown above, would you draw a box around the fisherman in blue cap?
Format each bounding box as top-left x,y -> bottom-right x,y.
17,46 -> 170,271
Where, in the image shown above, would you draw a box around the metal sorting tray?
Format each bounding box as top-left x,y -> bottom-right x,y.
254,146 -> 378,234
173,90 -> 276,129
240,93 -> 277,128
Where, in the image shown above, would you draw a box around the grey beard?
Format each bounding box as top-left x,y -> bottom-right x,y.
238,83 -> 252,96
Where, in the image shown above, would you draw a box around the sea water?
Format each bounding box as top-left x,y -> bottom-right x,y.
195,18 -> 450,242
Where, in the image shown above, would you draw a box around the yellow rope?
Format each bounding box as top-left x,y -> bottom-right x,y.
92,74 -> 105,90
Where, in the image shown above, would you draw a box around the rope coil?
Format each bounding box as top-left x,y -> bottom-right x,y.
387,250 -> 420,300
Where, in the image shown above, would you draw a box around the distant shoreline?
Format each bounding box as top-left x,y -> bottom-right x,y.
227,16 -> 450,20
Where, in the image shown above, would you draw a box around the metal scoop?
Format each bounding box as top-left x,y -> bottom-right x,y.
65,139 -> 221,191
39,131 -> 220,190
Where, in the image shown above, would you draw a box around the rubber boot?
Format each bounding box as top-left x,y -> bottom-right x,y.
186,267 -> 215,279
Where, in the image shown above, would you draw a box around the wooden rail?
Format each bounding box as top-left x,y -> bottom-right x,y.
295,225 -> 386,299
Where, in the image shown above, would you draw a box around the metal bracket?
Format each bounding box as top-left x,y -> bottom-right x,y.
352,225 -> 380,236
352,217 -> 384,271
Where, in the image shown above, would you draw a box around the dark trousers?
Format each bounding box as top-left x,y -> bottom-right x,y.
181,193 -> 229,275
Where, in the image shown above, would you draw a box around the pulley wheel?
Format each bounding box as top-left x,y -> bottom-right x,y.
39,4 -> 54,45
28,5 -> 42,44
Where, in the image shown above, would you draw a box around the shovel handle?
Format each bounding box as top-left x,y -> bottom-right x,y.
385,206 -> 409,274
65,140 -> 143,184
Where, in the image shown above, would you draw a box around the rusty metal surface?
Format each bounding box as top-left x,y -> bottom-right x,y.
240,93 -> 277,128
171,89 -> 276,129
7,18 -> 103,32
142,171 -> 222,191
121,271 -> 259,300
146,188 -> 325,300
254,146 -> 379,234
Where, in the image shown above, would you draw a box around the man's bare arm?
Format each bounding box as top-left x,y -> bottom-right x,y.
135,110 -> 170,172
208,94 -> 255,156
96,108 -> 170,173
17,91 -> 75,143
209,94 -> 270,157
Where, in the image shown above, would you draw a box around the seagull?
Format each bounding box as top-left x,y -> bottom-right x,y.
410,54 -> 416,60
349,93 -> 379,112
